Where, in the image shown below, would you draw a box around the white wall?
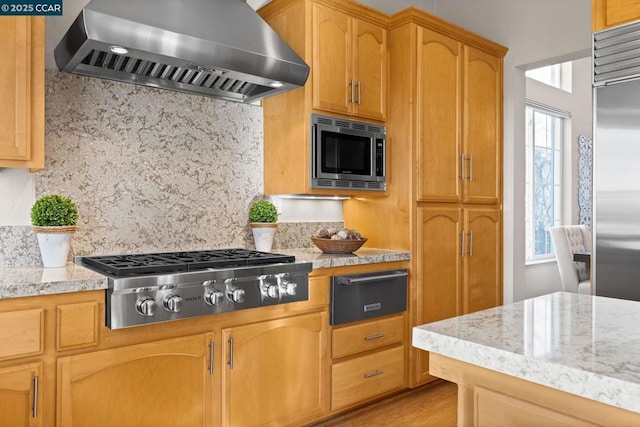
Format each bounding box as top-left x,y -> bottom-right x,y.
523,56 -> 593,299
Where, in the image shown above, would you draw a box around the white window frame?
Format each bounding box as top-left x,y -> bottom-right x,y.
525,102 -> 570,263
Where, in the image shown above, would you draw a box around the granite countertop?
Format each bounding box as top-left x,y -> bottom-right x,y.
412,291 -> 640,414
277,247 -> 411,269
0,248 -> 410,300
0,263 -> 107,299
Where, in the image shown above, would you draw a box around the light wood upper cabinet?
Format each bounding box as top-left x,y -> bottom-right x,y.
0,17 -> 44,170
417,28 -> 463,202
0,362 -> 42,427
463,46 -> 502,205
221,312 -> 327,427
417,29 -> 501,205
312,3 -> 387,121
57,333 -> 215,426
593,0 -> 640,32
463,208 -> 502,314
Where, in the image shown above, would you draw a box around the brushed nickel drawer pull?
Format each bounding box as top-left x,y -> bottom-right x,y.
364,333 -> 384,341
364,369 -> 384,378
228,337 -> 234,370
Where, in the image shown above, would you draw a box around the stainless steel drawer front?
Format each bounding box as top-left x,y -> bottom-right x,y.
330,269 -> 408,325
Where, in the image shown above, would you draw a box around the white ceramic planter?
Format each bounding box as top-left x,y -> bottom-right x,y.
251,223 -> 277,252
33,226 -> 76,268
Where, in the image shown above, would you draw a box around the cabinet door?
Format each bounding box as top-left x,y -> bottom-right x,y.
463,208 -> 501,314
57,333 -> 214,427
312,3 -> 351,115
0,362 -> 42,427
417,28 -> 463,203
353,18 -> 387,121
0,17 -> 44,170
222,312 -> 326,426
463,46 -> 502,204
593,0 -> 640,31
413,207 -> 462,386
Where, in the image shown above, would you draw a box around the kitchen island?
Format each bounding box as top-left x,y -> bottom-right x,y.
413,291 -> 640,426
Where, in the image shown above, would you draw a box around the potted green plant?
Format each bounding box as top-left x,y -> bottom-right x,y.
31,194 -> 78,268
248,200 -> 278,252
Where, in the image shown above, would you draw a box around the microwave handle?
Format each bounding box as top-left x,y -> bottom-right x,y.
337,271 -> 407,285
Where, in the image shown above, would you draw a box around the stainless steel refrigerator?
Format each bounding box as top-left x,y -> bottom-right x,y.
594,21 -> 640,301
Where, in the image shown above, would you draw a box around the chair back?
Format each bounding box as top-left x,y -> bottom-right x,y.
549,225 -> 591,293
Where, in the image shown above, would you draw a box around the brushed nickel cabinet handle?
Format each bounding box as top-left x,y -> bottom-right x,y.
357,81 -> 361,104
469,230 -> 474,257
461,154 -> 466,180
364,370 -> 384,378
461,231 -> 466,257
364,333 -> 384,341
228,337 -> 234,370
209,342 -> 215,375
469,155 -> 474,181
350,80 -> 354,103
32,375 -> 39,418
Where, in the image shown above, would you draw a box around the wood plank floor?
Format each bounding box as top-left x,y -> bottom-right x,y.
312,381 -> 457,427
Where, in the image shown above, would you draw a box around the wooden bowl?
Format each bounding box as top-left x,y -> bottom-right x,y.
310,237 -> 367,254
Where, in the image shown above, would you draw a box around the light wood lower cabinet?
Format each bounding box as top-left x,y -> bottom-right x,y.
56,333 -> 215,427
221,312 -> 327,426
0,362 -> 42,427
330,313 -> 406,411
331,345 -> 405,411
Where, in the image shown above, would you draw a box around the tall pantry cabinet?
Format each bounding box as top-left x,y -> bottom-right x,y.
343,8 -> 507,387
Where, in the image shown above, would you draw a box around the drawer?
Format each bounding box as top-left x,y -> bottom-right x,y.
57,301 -> 100,351
0,308 -> 43,361
331,345 -> 405,410
332,314 -> 405,359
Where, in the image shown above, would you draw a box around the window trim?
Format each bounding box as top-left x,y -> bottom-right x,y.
525,102 -> 569,262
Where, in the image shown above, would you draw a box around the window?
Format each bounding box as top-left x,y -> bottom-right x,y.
525,105 -> 564,261
526,62 -> 572,92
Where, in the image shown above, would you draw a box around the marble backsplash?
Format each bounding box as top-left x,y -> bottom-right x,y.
0,71 -> 342,266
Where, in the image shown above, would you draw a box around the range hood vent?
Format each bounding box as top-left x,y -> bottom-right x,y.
594,20 -> 640,86
55,0 -> 310,103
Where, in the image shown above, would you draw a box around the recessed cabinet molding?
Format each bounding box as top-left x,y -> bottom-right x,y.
0,16 -> 44,171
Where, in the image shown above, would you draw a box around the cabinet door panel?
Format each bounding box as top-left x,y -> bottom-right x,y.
353,18 -> 387,121
312,4 -> 351,115
414,207 -> 462,385
464,208 -> 501,314
57,334 -> 213,427
463,46 -> 501,204
0,362 -> 42,427
0,16 -> 44,169
417,28 -> 463,202
222,312 -> 326,426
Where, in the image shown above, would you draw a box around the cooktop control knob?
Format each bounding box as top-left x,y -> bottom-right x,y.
205,290 -> 225,306
136,297 -> 157,317
229,288 -> 245,304
266,284 -> 279,299
281,280 -> 297,296
163,294 -> 182,313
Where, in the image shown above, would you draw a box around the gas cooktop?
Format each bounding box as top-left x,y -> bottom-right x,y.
76,249 -> 310,329
80,248 -> 296,277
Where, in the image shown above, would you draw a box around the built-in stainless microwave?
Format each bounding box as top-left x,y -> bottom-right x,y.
311,113 -> 386,192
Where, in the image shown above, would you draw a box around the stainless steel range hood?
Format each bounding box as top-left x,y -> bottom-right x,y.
54,0 -> 309,103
